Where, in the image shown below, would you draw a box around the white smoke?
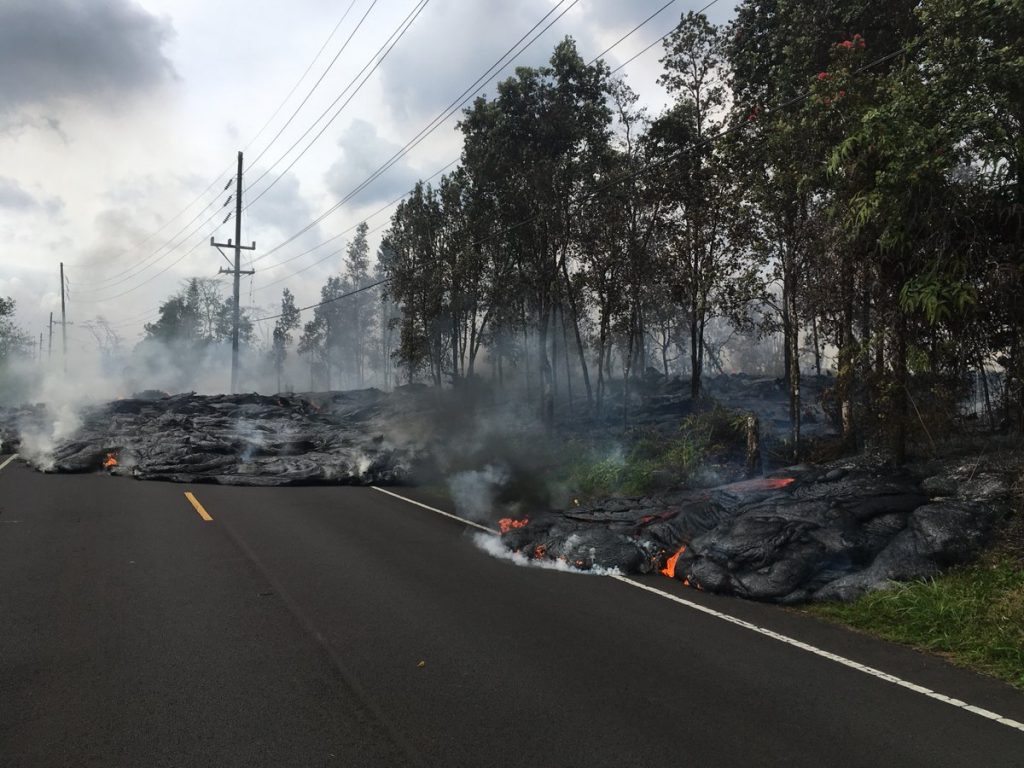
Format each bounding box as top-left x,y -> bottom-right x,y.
471,532 -> 621,576
446,464 -> 509,521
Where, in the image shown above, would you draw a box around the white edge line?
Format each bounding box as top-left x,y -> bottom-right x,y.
611,575 -> 1024,734
0,453 -> 19,472
372,484 -> 1024,736
371,486 -> 497,534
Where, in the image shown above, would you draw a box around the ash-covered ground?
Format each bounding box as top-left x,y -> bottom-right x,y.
0,375 -> 1014,603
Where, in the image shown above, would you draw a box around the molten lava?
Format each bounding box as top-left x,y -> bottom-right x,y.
723,476 -> 796,494
499,517 -> 529,534
660,545 -> 687,578
102,453 -> 118,469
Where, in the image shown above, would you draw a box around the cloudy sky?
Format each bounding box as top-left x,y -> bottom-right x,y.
0,0 -> 734,350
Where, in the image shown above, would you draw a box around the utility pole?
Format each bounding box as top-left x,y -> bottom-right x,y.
38,332 -> 43,363
48,312 -> 53,361
210,151 -> 255,393
60,262 -> 68,374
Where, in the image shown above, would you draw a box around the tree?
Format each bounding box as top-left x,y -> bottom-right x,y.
343,222 -> 373,387
270,288 -> 300,392
458,37 -> 612,423
654,12 -> 761,400
0,297 -> 30,363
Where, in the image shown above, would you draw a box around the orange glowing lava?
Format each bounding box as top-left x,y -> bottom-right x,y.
722,476 -> 796,493
660,545 -> 687,578
499,517 -> 529,534
533,544 -> 547,560
103,453 -> 118,469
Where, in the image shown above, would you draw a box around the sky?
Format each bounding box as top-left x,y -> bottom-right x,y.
0,0 -> 736,353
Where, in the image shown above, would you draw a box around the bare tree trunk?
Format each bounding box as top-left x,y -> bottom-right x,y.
839,300 -> 855,446
596,306 -> 610,415
623,317 -> 635,430
689,304 -> 702,399
811,315 -> 821,376
785,277 -> 801,459
560,255 -> 593,408
523,324 -> 532,400
538,307 -> 554,429
745,413 -> 761,477
893,313 -> 908,464
978,354 -> 994,430
551,305 -> 560,404
561,305 -> 574,414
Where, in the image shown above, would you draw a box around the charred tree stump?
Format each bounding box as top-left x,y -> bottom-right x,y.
745,413 -> 761,477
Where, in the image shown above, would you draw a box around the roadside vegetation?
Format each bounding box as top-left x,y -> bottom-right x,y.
809,504 -> 1024,689
564,406 -> 748,499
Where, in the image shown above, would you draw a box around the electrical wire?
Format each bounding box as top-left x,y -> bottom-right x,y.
254,40 -> 916,322
69,0 -> 366,285
252,0 -> 707,277
245,0 -> 365,169
253,0 -> 581,263
242,0 -> 429,207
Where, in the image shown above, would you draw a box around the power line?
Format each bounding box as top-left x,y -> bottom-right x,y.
252,0 -> 704,277
74,187 -> 231,292
607,0 -> 728,75
77,0 -> 565,302
255,279 -> 387,322
588,0 -> 686,65
75,0 -> 421,301
253,0 -> 581,263
242,0 -> 429,209
254,40 -> 915,324
254,156 -> 459,285
243,0 -> 364,169
69,0 -> 366,286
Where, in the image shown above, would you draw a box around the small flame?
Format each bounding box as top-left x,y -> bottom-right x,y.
499,517 -> 529,534
532,544 -> 547,560
103,453 -> 118,469
660,545 -> 687,578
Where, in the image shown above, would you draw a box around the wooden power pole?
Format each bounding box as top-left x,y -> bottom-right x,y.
210,151 -> 255,393
60,262 -> 68,373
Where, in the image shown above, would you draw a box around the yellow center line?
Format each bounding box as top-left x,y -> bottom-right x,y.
184,491 -> 213,522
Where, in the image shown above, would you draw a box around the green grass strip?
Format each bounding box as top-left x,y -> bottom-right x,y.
809,555 -> 1024,688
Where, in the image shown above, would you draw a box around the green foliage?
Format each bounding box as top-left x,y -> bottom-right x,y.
144,278 -> 253,349
565,406 -> 746,498
900,275 -> 977,325
811,554 -> 1024,688
0,296 -> 31,363
270,288 -> 300,389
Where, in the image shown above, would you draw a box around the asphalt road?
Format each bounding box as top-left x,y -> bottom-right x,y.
1,455 -> 1022,767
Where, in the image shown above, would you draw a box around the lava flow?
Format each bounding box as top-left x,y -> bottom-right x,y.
499,517 -> 529,534
722,476 -> 796,494
660,545 -> 687,578
102,453 -> 118,469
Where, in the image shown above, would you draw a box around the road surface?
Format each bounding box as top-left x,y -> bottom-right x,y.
1,455 -> 1022,767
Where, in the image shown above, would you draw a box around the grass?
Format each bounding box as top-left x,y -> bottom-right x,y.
808,552 -> 1024,688
564,405 -> 747,498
